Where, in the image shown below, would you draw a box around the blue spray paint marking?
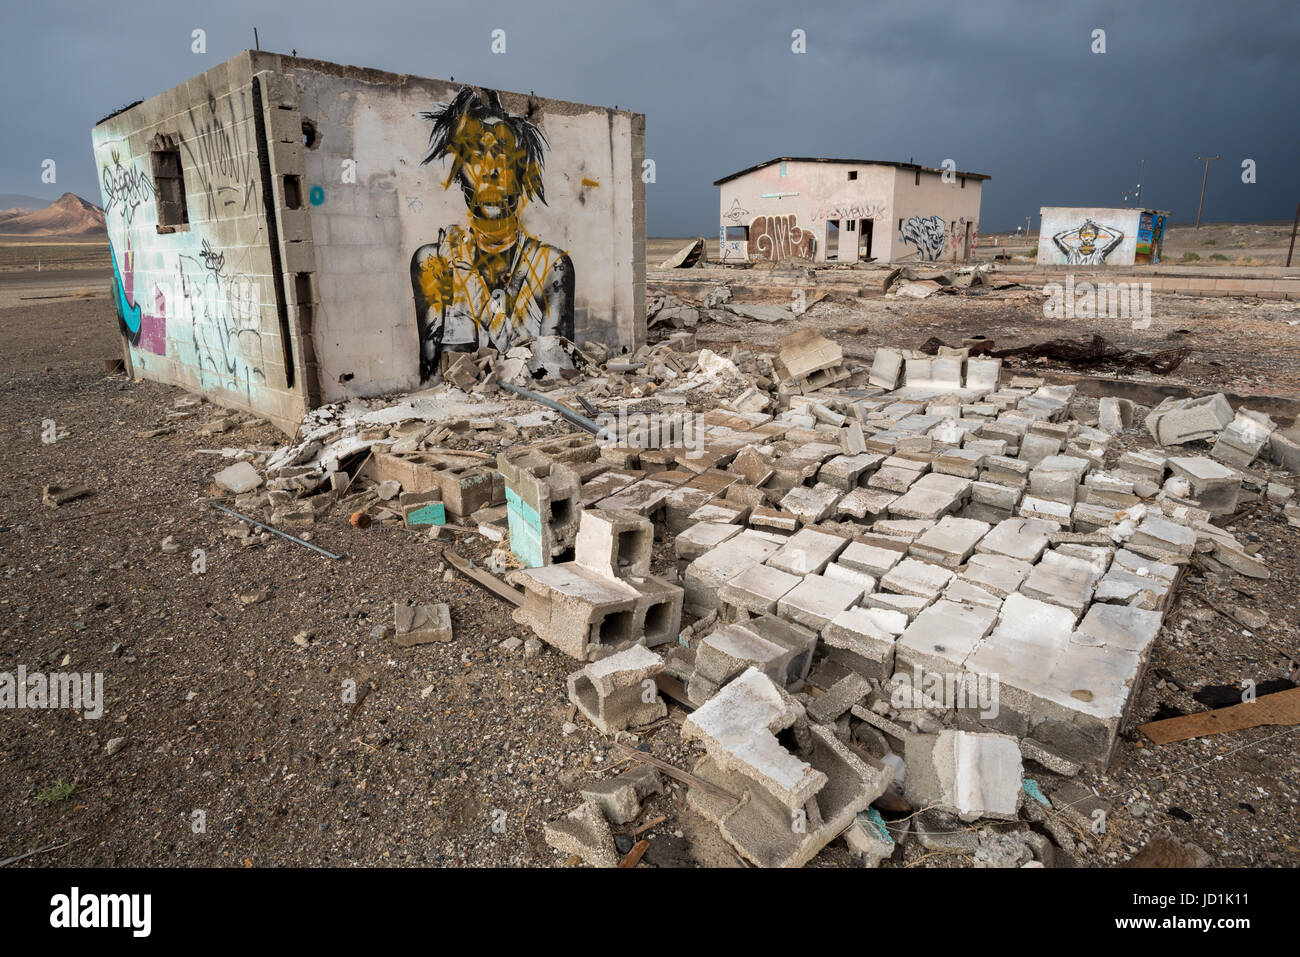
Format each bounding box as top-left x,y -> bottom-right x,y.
405,502 -> 446,527
504,487 -> 544,568
108,240 -> 142,337
863,807 -> 893,843
309,185 -> 325,205
1022,778 -> 1051,807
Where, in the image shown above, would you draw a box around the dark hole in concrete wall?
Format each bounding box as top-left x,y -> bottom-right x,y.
284,175 -> 303,210
338,372 -> 354,383
150,139 -> 189,232
301,118 -> 319,149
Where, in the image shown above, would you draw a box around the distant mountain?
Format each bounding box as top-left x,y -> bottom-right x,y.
0,192 -> 55,212
0,192 -> 106,236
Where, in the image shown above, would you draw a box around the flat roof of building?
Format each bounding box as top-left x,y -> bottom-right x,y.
713,156 -> 991,186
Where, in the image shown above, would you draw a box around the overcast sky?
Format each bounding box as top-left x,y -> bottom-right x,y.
2,0 -> 1295,234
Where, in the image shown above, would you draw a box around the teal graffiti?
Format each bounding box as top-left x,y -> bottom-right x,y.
109,239 -> 143,344
309,185 -> 325,205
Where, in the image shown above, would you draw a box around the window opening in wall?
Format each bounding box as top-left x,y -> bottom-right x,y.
847,170 -> 857,181
150,136 -> 189,231
914,169 -> 920,186
725,225 -> 749,242
284,174 -> 303,209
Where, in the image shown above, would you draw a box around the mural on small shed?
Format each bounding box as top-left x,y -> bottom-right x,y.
409,87 -> 575,381
1052,219 -> 1124,265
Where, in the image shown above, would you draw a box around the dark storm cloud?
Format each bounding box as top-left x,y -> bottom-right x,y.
2,0 -> 1295,232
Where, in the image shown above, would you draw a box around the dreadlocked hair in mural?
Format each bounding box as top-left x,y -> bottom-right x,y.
418,88 -> 549,206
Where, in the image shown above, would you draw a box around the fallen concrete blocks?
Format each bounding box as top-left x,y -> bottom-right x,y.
682,668 -> 892,867
567,643 -> 667,734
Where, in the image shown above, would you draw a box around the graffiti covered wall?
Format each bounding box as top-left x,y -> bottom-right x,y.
717,159 -> 984,264
286,55 -> 644,395
91,54 -> 309,431
1036,207 -> 1153,267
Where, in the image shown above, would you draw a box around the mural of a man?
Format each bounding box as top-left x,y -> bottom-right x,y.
1052,219 -> 1124,265
410,87 -> 575,381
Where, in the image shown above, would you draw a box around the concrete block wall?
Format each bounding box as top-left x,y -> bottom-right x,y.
91,52 -> 309,432
257,53 -> 645,403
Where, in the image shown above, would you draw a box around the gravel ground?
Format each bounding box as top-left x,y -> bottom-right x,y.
1,286 -> 1297,868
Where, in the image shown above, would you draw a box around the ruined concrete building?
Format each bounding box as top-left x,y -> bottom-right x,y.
714,157 -> 988,266
1036,207 -> 1169,266
92,51 -> 646,431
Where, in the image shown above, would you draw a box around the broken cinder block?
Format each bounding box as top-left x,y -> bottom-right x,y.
567,644 -> 667,734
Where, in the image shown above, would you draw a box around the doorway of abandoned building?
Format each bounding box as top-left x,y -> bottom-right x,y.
858,219 -> 874,260
825,219 -> 840,261
963,221 -> 973,262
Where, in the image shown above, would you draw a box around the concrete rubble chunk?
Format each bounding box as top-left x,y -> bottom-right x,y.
683,668 -> 892,868
977,517 -> 1057,563
213,461 -> 264,494
1145,393 -> 1234,446
822,606 -> 901,678
843,809 -> 895,867
903,730 -> 1023,823
807,672 -> 873,725
1098,396 -> 1134,435
567,644 -> 666,734
544,800 -> 619,867
393,602 -> 453,646
1210,409 -> 1274,467
579,765 -> 663,824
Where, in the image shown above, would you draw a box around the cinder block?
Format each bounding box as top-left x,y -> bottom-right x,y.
567,644 -> 666,734
574,508 -> 653,579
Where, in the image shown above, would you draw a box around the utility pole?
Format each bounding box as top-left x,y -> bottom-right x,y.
1287,202 -> 1299,268
1194,155 -> 1219,229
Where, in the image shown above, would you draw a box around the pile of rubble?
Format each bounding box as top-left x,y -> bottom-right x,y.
883,263 -> 1022,299
198,328 -> 1297,867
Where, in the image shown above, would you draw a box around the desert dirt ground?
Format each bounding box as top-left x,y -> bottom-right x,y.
1,245 -> 1298,868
